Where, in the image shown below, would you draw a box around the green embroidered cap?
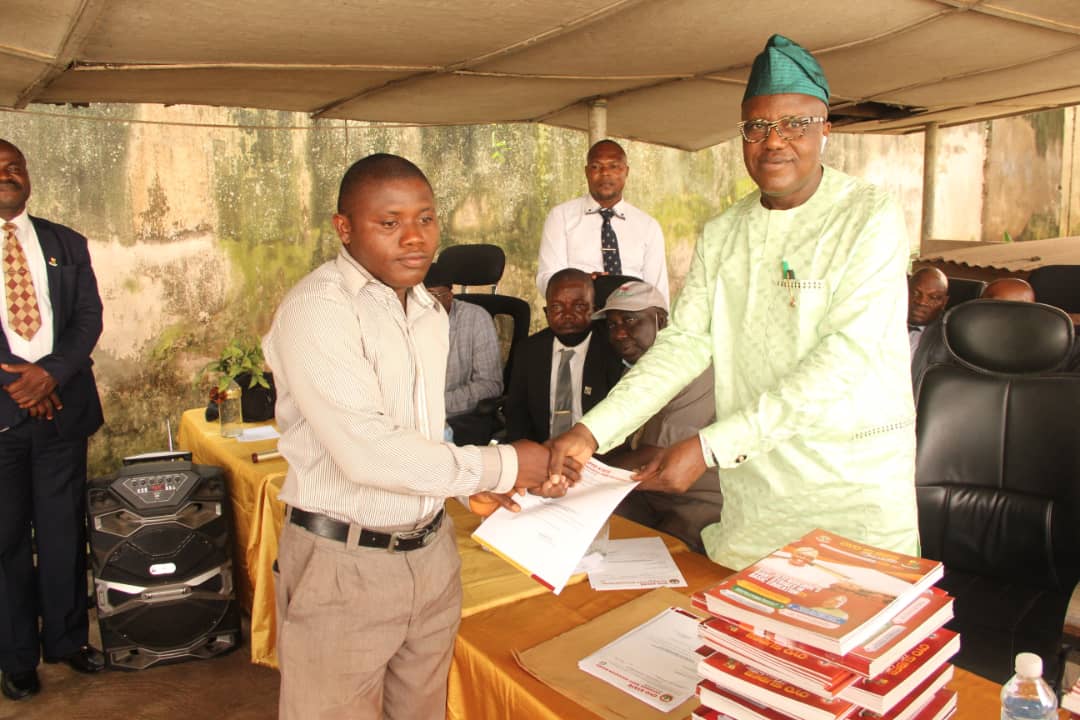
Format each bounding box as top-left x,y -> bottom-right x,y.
743,34 -> 830,105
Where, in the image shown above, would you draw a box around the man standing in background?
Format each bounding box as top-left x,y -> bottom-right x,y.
0,139 -> 106,701
536,140 -> 670,306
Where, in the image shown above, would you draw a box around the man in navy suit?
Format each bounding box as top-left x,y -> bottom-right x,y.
505,268 -> 623,443
0,139 -> 106,701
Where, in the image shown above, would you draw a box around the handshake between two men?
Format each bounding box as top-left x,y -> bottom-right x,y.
470,424 -> 708,516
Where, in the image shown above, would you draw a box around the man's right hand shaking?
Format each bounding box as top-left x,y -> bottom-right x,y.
510,439 -> 581,498
546,423 -> 599,486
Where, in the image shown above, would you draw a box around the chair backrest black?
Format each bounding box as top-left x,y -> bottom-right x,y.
592,273 -> 643,309
944,276 -> 986,310
436,243 -> 529,387
437,244 -> 505,290
456,294 -> 530,386
1029,265 -> 1080,313
915,300 -> 1080,589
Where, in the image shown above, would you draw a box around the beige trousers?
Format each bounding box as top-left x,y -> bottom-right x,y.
275,515 -> 462,720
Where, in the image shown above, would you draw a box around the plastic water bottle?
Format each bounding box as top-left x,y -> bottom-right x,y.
219,379 -> 243,438
1001,652 -> 1058,719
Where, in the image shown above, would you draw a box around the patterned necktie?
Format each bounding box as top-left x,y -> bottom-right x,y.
551,348 -> 575,436
598,208 -> 622,275
3,222 -> 42,341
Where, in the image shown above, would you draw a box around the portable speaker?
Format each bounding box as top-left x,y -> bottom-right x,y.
87,459 -> 241,670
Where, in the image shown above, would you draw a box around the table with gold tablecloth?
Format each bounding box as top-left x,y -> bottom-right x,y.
449,549 -> 1029,720
176,408 -> 689,668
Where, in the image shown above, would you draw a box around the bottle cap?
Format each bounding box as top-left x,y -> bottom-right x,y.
1015,652 -> 1043,678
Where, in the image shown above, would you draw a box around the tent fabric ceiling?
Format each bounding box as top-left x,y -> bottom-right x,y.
3,0 -> 1080,150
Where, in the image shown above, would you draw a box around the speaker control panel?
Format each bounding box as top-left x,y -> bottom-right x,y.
114,471 -> 197,509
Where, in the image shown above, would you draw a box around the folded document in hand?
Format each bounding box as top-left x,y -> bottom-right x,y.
470,459 -> 638,594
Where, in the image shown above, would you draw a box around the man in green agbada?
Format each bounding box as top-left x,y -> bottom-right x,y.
548,34 -> 919,570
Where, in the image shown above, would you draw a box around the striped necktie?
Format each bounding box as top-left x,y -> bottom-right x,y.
3,222 -> 42,341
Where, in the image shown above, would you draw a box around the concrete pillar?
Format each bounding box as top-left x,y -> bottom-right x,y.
1061,106 -> 1076,238
588,99 -> 608,147
921,122 -> 939,248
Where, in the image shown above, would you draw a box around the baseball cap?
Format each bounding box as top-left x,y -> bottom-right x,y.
592,281 -> 666,319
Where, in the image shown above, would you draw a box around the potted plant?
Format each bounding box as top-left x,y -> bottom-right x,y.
199,338 -> 276,422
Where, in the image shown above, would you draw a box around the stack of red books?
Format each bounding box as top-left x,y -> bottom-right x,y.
689,529 -> 959,720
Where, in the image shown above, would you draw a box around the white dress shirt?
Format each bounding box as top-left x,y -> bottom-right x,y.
1,211 -> 54,362
263,250 -> 518,529
536,196 -> 670,307
908,325 -> 925,356
548,332 -> 591,437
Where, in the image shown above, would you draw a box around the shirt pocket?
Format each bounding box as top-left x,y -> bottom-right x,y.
766,278 -> 830,358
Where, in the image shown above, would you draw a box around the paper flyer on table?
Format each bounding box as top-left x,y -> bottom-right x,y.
588,537 -> 687,591
577,606 -> 702,712
470,458 -> 638,594
237,425 -> 280,442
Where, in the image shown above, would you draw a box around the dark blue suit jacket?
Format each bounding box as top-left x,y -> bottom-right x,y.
0,216 -> 104,438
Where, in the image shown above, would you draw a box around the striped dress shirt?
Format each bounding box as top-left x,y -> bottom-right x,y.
263,250 -> 517,529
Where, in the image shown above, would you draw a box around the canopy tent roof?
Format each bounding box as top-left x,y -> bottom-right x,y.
4,0 -> 1080,150
918,236 -> 1080,274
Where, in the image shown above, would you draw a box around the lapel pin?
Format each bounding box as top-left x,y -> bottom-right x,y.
48,257 -> 58,267
584,386 -> 592,396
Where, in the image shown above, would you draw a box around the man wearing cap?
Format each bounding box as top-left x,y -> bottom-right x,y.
597,281 -> 722,554
536,139 -> 670,307
549,35 -> 919,570
423,262 -> 503,444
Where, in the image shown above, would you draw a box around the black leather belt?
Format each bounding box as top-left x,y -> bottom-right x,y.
287,507 -> 444,552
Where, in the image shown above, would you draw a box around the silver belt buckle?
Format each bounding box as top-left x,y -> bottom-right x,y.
388,525 -> 434,552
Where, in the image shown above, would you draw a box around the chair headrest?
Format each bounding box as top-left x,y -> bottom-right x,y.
437,244 -> 505,287
943,299 -> 1075,374
1028,264 -> 1080,313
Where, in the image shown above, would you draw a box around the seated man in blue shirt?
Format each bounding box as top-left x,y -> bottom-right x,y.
424,262 -> 503,445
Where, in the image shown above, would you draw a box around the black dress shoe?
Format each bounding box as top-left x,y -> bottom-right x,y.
44,645 -> 105,674
1,669 -> 40,701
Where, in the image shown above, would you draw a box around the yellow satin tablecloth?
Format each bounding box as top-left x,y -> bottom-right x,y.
176,409 -> 689,669
177,409 -> 287,667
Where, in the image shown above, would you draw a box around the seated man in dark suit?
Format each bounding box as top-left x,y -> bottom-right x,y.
505,268 -> 623,443
597,281 -> 723,554
912,277 -> 1043,391
908,268 -> 950,390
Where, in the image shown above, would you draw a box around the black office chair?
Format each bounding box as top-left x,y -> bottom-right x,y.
1029,265 -> 1080,314
915,300 -> 1080,685
592,273 -> 643,309
944,276 -> 987,310
437,244 -> 530,385
436,244 -> 531,444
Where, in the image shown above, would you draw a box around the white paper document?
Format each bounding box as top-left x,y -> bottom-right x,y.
578,606 -> 702,712
237,425 -> 280,442
470,459 -> 638,594
588,537 -> 687,591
